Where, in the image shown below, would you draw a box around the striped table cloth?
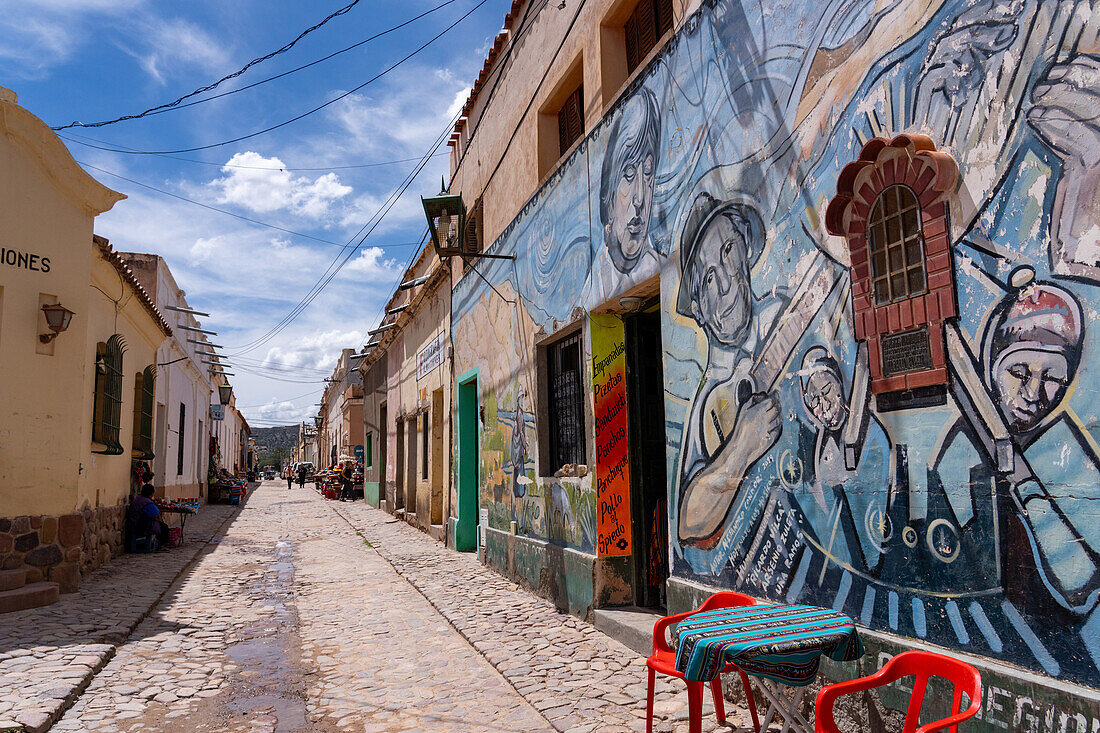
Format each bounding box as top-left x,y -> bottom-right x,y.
674,603 -> 864,685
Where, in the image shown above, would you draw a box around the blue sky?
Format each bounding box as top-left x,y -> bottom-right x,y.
2,0 -> 508,428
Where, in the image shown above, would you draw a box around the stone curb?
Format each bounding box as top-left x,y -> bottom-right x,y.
17,504 -> 243,733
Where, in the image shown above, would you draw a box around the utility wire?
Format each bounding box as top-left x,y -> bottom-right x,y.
64,131 -> 448,170
227,117 -> 456,355
77,161 -> 433,251
52,0 -> 368,130
62,0 -> 491,155
78,160 -> 348,247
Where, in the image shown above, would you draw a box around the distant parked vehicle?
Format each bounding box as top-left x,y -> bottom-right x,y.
264,468 -> 276,480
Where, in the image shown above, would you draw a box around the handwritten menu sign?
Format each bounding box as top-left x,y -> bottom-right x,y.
591,315 -> 632,557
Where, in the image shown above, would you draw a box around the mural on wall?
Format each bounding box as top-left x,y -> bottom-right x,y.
591,314 -> 633,556
450,0 -> 1100,686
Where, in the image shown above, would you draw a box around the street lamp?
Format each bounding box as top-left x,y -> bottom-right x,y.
421,188 -> 466,257
39,303 -> 75,343
218,383 -> 233,405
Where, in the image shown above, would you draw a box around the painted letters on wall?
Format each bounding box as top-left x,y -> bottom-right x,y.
592,314 -> 633,557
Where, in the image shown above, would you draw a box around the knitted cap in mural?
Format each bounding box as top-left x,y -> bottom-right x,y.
983,266 -> 1085,382
675,192 -> 765,317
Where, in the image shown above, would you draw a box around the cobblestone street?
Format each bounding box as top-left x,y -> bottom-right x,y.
0,482 -> 757,732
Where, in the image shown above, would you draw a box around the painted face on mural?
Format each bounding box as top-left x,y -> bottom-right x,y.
600,88 -> 661,274
691,214 -> 754,346
803,370 -> 846,431
607,152 -> 656,263
993,350 -> 1069,433
983,271 -> 1083,437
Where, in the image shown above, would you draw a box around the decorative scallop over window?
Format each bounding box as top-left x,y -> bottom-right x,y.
868,185 -> 926,306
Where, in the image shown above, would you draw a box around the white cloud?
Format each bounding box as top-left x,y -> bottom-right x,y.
123,17 -> 231,84
210,152 -> 353,220
256,398 -> 316,423
344,246 -> 401,278
263,329 -> 366,373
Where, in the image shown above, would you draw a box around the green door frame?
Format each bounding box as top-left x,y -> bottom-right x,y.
455,369 -> 480,552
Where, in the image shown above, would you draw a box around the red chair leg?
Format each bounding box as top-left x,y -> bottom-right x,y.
687,681 -> 704,733
710,675 -> 726,723
737,668 -> 761,733
646,668 -> 655,733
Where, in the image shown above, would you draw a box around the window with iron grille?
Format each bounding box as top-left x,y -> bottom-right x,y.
131,364 -> 156,459
546,332 -> 586,473
625,0 -> 673,74
868,184 -> 927,306
92,334 -> 126,454
557,84 -> 584,159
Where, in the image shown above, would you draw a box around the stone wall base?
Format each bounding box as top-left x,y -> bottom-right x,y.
0,504 -> 125,594
482,526 -> 594,619
667,576 -> 1100,733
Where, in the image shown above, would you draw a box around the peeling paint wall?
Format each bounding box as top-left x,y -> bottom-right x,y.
451,0 -> 1100,689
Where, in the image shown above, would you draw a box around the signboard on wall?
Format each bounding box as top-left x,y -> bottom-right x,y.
210,404 -> 225,421
590,314 -> 632,557
417,331 -> 447,381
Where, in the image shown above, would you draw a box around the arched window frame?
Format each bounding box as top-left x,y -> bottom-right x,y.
825,134 -> 959,396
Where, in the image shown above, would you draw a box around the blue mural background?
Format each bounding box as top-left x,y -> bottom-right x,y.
452,0 -> 1100,685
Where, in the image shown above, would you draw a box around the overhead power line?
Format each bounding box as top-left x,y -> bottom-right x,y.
61,0 -> 490,155
52,0 -> 368,130
63,132 -> 448,171
78,161 -> 347,247
227,114 -> 455,356
76,160 -> 430,252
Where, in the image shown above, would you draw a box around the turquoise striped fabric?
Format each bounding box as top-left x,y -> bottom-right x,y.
674,603 -> 864,684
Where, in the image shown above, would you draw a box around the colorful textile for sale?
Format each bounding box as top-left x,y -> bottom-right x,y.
674,603 -> 863,685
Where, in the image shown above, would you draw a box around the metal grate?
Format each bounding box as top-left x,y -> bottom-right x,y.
547,332 -> 585,472
868,184 -> 926,306
93,334 -> 126,454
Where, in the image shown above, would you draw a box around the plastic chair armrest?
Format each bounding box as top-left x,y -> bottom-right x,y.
653,611 -> 695,654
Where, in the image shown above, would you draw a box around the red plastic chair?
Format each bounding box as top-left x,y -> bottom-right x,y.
815,650 -> 982,733
645,592 -> 760,733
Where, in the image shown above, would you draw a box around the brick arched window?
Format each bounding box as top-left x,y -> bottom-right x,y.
826,134 -> 959,401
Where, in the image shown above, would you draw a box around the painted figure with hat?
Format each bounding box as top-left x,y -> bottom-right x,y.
675,191 -> 787,548
934,266 -> 1100,616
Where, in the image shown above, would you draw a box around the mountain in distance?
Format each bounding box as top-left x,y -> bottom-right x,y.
252,424 -> 299,461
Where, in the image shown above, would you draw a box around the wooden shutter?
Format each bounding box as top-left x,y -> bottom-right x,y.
655,0 -> 673,40
132,371 -> 144,454
557,85 -> 584,157
626,0 -> 672,74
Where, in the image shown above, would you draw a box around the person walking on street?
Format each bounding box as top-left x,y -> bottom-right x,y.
339,461 -> 354,502
297,464 -> 308,488
286,464 -> 293,490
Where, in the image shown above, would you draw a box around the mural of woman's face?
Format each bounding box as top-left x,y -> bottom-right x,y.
993,349 -> 1070,433
607,152 -> 655,267
803,370 -> 845,431
692,215 -> 753,346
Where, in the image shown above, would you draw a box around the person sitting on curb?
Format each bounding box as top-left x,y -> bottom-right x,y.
126,484 -> 170,551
